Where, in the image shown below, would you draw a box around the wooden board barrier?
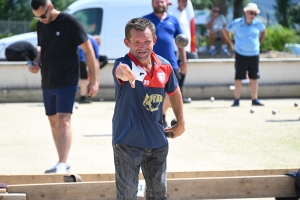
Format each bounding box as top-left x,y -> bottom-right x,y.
0,193 -> 26,200
7,175 -> 296,200
1,168 -> 297,185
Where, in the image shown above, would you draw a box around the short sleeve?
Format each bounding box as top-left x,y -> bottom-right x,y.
69,15 -> 88,46
258,21 -> 266,32
226,20 -> 236,32
88,35 -> 99,59
221,15 -> 227,25
174,17 -> 183,38
165,68 -> 179,95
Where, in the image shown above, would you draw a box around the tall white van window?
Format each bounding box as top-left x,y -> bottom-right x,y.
73,8 -> 103,35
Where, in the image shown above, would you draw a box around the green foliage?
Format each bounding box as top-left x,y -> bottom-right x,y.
0,0 -> 31,20
0,33 -> 14,39
0,0 -> 76,21
260,25 -> 299,51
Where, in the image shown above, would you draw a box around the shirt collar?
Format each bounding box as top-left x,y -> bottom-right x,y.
242,16 -> 257,25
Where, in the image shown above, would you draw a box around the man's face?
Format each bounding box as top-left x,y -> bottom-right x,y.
152,0 -> 168,14
212,7 -> 220,16
178,0 -> 188,10
124,27 -> 157,62
245,10 -> 257,21
32,4 -> 52,24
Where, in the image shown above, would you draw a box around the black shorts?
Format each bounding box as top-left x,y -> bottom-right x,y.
79,62 -> 88,79
235,52 -> 260,80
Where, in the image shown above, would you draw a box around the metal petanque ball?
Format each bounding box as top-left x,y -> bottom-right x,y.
210,97 -> 215,102
175,34 -> 189,48
250,108 -> 255,113
272,110 -> 277,115
295,102 -> 298,107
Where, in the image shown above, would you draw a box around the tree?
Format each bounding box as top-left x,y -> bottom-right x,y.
0,0 -> 31,20
214,0 -> 227,16
274,0 -> 291,28
0,0 -> 76,21
191,0 -> 214,10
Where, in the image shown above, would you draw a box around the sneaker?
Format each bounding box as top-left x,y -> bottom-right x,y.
221,47 -> 228,55
44,162 -> 68,174
208,48 -> 216,56
66,160 -> 71,173
231,99 -> 239,107
79,96 -> 92,104
183,97 -> 192,104
252,99 -> 264,106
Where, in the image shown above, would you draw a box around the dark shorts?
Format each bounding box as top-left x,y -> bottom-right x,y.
235,52 -> 260,80
79,62 -> 88,79
42,85 -> 78,116
173,68 -> 181,81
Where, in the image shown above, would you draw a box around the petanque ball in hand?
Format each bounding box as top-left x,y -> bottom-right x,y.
165,118 -> 177,138
175,34 -> 189,48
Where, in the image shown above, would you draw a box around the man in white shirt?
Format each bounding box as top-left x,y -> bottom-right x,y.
169,0 -> 192,104
205,6 -> 228,55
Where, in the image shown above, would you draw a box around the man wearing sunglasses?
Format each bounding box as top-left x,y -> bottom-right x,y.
205,6 -> 228,55
223,3 -> 267,107
29,0 -> 99,174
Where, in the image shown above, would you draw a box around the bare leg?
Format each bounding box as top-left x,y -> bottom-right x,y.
220,30 -> 227,45
234,79 -> 242,99
48,115 -> 59,155
209,31 -> 216,46
249,79 -> 258,100
48,113 -> 72,164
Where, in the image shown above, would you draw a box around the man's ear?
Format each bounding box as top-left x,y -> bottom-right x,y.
124,38 -> 130,47
153,36 -> 157,45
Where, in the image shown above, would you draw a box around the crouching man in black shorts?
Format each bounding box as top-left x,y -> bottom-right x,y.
223,3 -> 267,107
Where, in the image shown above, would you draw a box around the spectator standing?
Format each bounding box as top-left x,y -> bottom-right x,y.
143,0 -> 187,128
169,0 -> 193,104
223,3 -> 266,107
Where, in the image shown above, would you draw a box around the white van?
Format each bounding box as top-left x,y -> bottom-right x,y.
0,0 -> 197,61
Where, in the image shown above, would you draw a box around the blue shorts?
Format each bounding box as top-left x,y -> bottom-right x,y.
42,85 -> 78,116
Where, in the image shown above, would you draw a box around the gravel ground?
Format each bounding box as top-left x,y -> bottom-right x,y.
0,99 -> 299,175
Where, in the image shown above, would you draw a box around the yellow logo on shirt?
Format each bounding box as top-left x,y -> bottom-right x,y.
143,93 -> 163,112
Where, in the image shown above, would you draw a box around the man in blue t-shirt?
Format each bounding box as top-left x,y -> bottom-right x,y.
143,0 -> 188,128
112,17 -> 185,199
223,3 -> 267,107
78,35 -> 100,103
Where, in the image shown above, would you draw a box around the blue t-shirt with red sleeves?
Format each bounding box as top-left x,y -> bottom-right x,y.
112,52 -> 179,148
143,12 -> 182,70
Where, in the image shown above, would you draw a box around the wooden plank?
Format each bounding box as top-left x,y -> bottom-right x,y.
0,193 -> 26,200
8,181 -> 116,200
7,175 -> 296,200
0,188 -> 7,193
1,168 -> 297,185
167,175 -> 296,199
